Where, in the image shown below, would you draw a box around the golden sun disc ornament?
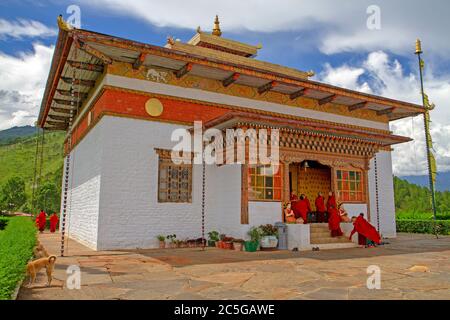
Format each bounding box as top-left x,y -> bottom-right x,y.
145,98 -> 163,117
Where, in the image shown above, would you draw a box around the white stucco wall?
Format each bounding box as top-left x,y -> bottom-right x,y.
368,151 -> 397,238
63,121 -> 104,250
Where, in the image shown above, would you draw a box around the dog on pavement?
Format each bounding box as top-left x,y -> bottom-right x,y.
33,241 -> 50,258
26,255 -> 57,287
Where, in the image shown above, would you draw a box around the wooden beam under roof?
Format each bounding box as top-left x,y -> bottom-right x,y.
61,77 -> 96,87
46,124 -> 68,131
53,98 -> 74,106
348,101 -> 368,111
48,114 -> 70,122
56,89 -> 88,100
67,60 -> 104,72
52,107 -> 75,114
318,94 -> 337,106
377,107 -> 395,116
222,73 -> 240,87
290,88 -> 308,100
174,63 -> 193,79
133,53 -> 147,70
47,120 -> 68,127
74,39 -> 113,64
258,81 -> 277,94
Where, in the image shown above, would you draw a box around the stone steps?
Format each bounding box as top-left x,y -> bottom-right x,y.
309,223 -> 353,245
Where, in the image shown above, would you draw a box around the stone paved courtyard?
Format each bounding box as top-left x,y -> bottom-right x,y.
18,233 -> 450,300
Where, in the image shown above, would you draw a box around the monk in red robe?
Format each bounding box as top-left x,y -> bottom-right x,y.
49,213 -> 59,233
349,214 -> 381,245
290,192 -> 298,201
326,191 -> 337,211
36,210 -> 47,233
326,192 -> 342,237
293,194 -> 310,222
315,192 -> 326,222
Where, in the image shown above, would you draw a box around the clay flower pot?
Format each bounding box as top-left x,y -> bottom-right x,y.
159,241 -> 166,249
223,242 -> 233,250
233,242 -> 243,251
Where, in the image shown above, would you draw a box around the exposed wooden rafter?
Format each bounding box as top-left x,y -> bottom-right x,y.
61,77 -> 96,87
348,101 -> 368,111
47,120 -> 68,127
53,98 -> 74,106
56,89 -> 88,100
74,39 -> 113,64
67,60 -> 104,73
377,107 -> 395,116
318,94 -> 337,106
52,107 -> 75,114
46,124 -> 68,131
290,88 -> 308,100
175,63 -> 193,79
133,53 -> 147,70
222,73 -> 240,87
48,114 -> 70,122
258,81 -> 277,94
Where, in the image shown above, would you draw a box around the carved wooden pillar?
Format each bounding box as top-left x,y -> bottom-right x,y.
241,164 -> 249,224
364,158 -> 371,221
281,161 -> 291,222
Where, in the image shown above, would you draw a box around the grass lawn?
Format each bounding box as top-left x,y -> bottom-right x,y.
0,216 -> 36,300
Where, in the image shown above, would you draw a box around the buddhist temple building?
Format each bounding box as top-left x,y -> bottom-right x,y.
38,16 -> 424,250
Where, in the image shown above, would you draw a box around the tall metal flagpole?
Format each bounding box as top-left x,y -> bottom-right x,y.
415,39 -> 437,220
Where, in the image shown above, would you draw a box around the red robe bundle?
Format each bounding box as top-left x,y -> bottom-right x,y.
36,211 -> 46,232
49,214 -> 59,233
349,216 -> 381,244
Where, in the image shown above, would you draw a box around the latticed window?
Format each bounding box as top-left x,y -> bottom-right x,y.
158,156 -> 192,203
336,169 -> 364,202
248,165 -> 282,201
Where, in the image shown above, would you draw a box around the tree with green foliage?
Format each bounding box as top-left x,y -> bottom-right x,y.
35,181 -> 60,214
0,177 -> 27,212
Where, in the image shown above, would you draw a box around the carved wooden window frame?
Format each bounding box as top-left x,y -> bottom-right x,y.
156,149 -> 193,203
335,168 -> 365,203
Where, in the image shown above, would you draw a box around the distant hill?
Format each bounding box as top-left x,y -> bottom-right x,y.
0,128 -> 65,208
399,172 -> 450,192
0,126 -> 39,145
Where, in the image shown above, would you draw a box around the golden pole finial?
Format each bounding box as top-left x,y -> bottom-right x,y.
415,38 -> 423,55
212,15 -> 222,37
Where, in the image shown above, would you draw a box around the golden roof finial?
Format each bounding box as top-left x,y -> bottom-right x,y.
212,15 -> 222,37
57,14 -> 72,31
415,38 -> 423,55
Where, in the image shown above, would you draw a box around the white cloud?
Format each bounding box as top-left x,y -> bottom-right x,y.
0,19 -> 57,39
318,51 -> 450,175
0,43 -> 54,130
76,0 -> 450,56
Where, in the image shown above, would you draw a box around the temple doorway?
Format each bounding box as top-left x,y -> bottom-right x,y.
289,161 -> 331,207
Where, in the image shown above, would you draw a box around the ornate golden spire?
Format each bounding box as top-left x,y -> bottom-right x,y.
415,38 -> 423,55
212,15 -> 222,37
57,15 -> 72,31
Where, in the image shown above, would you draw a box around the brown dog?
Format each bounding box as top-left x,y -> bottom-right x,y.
33,241 -> 49,259
26,255 -> 57,286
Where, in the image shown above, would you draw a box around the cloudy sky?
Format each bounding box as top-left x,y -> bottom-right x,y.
1,0 -> 449,176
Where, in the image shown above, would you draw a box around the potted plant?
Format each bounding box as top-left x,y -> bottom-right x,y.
232,239 -> 244,251
156,235 -> 166,248
222,236 -> 234,249
217,233 -> 226,249
207,231 -> 219,247
245,227 -> 261,252
166,234 -> 177,248
259,224 -> 278,250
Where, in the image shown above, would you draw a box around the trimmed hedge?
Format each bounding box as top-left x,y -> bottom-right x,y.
0,217 -> 37,300
396,219 -> 450,235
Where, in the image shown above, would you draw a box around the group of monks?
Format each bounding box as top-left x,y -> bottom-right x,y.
35,210 -> 59,233
284,191 -> 381,246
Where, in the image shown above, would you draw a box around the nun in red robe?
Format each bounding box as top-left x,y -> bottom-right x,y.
49,213 -> 59,233
315,192 -> 326,222
37,210 -> 47,232
349,214 -> 381,245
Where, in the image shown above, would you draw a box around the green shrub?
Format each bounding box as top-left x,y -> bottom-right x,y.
0,216 -> 37,300
396,219 -> 450,235
0,218 -> 7,230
